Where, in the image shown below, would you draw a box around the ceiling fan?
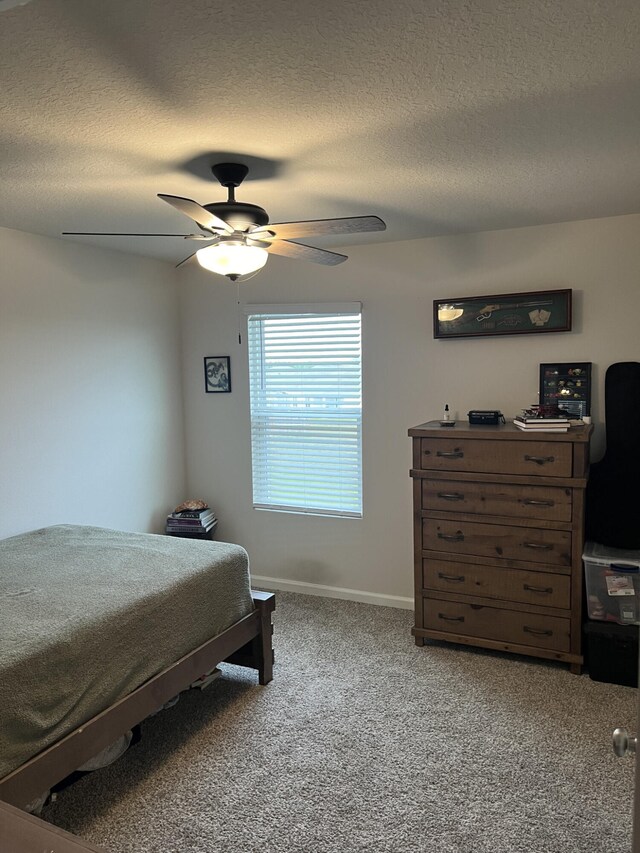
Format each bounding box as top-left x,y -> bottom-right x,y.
63,163 -> 386,281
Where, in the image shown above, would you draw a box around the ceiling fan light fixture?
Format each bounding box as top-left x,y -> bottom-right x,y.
196,240 -> 268,280
64,164 -> 386,273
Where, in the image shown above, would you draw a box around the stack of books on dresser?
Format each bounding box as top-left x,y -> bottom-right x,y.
513,414 -> 571,433
165,507 -> 218,539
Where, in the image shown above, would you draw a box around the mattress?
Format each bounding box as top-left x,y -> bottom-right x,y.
0,524 -> 254,780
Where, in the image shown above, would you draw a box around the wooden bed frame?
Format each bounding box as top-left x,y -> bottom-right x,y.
0,589 -> 275,850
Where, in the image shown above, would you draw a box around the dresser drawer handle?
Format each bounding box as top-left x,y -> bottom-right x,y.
438,613 -> 465,622
437,572 -> 466,583
437,531 -> 465,542
523,583 -> 553,594
523,626 -> 553,637
524,454 -> 555,466
436,450 -> 464,459
522,541 -> 554,550
436,491 -> 465,501
522,499 -> 554,507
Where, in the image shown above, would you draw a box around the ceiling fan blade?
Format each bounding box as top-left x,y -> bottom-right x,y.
62,232 -> 195,237
157,194 -> 233,235
250,215 -> 386,241
175,250 -> 199,269
266,240 -> 347,266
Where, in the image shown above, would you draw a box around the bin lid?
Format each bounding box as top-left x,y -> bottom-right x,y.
583,540 -> 640,569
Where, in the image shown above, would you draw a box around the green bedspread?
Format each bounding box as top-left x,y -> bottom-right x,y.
0,524 -> 254,780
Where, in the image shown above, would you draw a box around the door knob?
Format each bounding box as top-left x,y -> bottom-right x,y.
612,727 -> 637,757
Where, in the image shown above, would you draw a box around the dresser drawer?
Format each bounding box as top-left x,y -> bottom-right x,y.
423,558 -> 571,608
424,598 -> 571,651
421,479 -> 572,521
422,518 -> 572,567
419,438 -> 572,477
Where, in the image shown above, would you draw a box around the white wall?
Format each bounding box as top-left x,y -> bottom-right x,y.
0,227 -> 186,538
179,214 -> 640,606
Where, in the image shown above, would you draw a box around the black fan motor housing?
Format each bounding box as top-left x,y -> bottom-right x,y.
204,201 -> 269,232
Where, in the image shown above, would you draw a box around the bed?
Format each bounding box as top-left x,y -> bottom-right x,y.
0,524 -> 275,816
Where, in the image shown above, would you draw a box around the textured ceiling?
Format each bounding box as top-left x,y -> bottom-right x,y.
0,0 -> 639,263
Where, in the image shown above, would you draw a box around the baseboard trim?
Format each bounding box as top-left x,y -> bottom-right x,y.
250,575 -> 413,610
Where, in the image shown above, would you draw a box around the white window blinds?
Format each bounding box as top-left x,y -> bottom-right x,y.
246,304 -> 362,517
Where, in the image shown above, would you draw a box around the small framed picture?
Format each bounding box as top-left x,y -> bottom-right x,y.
204,356 -> 231,393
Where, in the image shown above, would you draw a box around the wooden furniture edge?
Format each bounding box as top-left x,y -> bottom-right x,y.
0,589 -> 275,810
409,468 -> 589,489
411,626 -> 583,665
420,508 -> 574,531
0,800 -> 107,852
408,422 -> 593,442
420,548 -> 573,574
422,587 -> 572,617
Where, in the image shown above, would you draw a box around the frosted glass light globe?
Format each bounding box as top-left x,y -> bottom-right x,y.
196,241 -> 268,280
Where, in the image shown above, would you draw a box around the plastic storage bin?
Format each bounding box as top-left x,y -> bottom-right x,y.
583,541 -> 640,625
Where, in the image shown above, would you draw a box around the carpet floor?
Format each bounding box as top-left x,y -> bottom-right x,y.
43,593 -> 636,852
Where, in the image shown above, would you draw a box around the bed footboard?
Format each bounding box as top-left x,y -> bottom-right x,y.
226,590 -> 275,684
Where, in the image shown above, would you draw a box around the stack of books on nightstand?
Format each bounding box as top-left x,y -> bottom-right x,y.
513,414 -> 571,433
165,507 -> 218,539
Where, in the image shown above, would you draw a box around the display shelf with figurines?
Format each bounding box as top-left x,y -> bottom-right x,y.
539,362 -> 592,420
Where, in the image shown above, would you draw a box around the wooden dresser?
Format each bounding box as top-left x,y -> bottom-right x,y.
408,421 -> 592,672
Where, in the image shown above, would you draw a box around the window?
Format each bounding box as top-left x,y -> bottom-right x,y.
246,303 -> 362,517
